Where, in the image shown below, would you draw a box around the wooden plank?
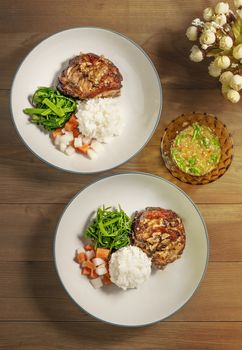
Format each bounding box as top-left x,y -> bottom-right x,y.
0,297 -> 92,322
1,143 -> 241,204
0,204 -> 241,262
0,262 -> 241,322
0,321 -> 242,350
0,1 -> 241,348
0,0 -> 206,36
0,0 -> 238,91
0,29 -> 218,90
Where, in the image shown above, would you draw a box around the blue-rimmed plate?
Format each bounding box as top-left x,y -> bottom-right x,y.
11,27 -> 162,173
54,172 -> 209,326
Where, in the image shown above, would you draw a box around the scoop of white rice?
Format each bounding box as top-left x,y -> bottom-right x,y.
76,98 -> 123,143
109,246 -> 151,290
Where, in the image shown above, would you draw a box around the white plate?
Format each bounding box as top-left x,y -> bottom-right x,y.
10,27 -> 162,173
54,172 -> 209,327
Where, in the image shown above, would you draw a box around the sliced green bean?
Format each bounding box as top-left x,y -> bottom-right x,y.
84,205 -> 131,252
23,87 -> 76,131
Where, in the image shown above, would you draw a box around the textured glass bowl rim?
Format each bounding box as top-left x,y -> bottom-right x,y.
160,112 -> 234,185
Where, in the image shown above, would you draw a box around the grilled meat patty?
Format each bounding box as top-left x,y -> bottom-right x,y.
131,207 -> 186,269
58,53 -> 123,99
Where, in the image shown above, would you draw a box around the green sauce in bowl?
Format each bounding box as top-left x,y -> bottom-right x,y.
171,123 -> 221,176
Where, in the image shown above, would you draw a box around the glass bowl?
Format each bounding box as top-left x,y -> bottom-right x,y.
160,112 -> 233,185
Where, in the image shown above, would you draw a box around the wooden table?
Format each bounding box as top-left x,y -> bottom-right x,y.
1,0 -> 242,349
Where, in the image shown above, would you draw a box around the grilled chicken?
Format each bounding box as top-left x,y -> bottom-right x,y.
131,207 -> 186,269
58,53 -> 123,100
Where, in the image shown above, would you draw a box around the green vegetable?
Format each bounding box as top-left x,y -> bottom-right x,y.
189,166 -> 202,175
209,154 -> 218,163
84,206 -> 132,251
171,149 -> 186,172
175,134 -> 184,146
192,123 -> 202,141
211,137 -> 220,147
23,87 -> 76,131
188,157 -> 197,166
201,137 -> 210,148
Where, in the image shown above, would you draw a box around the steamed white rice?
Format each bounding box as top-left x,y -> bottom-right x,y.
76,98 -> 123,143
109,246 -> 151,290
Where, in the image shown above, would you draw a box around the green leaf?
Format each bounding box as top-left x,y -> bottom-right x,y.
84,206 -> 131,252
23,87 -> 76,131
232,17 -> 242,44
206,48 -> 223,57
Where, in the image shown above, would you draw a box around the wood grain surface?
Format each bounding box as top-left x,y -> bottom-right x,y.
0,0 -> 242,349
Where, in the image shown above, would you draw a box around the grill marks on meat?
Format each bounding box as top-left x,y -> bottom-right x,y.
58,53 -> 123,99
131,207 -> 186,269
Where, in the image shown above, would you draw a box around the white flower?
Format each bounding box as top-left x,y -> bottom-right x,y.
219,36 -> 233,50
221,84 -> 230,96
186,26 -> 198,41
192,18 -> 204,27
204,22 -> 217,33
214,55 -> 231,69
210,21 -> 221,29
226,89 -> 241,103
215,2 -> 230,14
233,44 -> 242,59
203,7 -> 214,21
200,30 -> 216,45
229,74 -> 242,91
219,71 -> 233,84
208,61 -> 222,77
189,45 -> 204,62
234,0 -> 242,8
201,44 -> 209,50
214,14 -> 227,25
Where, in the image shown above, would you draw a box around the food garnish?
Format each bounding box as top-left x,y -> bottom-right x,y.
84,206 -> 131,251
23,87 -> 76,131
171,122 -> 221,176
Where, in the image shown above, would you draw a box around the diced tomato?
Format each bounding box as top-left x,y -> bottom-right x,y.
95,248 -> 110,260
83,260 -> 95,270
84,244 -> 94,251
69,114 -> 78,126
89,269 -> 99,279
74,252 -> 86,264
102,273 -> 112,285
73,128 -> 80,137
64,115 -> 78,131
76,144 -> 90,154
82,267 -> 91,276
64,121 -> 75,132
51,128 -> 62,139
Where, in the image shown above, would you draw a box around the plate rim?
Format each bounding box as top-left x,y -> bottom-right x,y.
10,26 -> 163,174
53,171 -> 210,327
